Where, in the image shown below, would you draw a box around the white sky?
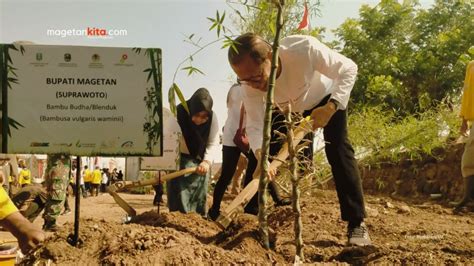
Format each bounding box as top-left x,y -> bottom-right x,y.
0,0 -> 434,162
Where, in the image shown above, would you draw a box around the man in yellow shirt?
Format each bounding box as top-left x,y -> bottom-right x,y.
0,186 -> 44,253
18,160 -> 32,187
91,166 -> 102,196
454,60 -> 474,213
82,165 -> 92,196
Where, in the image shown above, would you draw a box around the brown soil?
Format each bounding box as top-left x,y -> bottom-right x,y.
20,187 -> 474,265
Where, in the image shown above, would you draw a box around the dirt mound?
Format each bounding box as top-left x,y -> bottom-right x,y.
271,190 -> 473,264
22,212 -> 286,265
18,187 -> 474,264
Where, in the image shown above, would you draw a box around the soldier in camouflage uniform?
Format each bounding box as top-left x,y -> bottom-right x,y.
42,154 -> 70,231
0,160 -> 11,195
12,180 -> 47,222
0,154 -> 18,196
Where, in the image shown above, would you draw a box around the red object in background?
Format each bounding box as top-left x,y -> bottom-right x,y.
37,160 -> 44,179
297,2 -> 309,30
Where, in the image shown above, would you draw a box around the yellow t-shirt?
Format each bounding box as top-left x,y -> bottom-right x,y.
18,168 -> 32,185
92,169 -> 102,184
461,61 -> 474,122
0,187 -> 18,220
83,169 -> 93,182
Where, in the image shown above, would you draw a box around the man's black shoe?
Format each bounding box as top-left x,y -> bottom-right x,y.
275,198 -> 292,207
207,208 -> 220,221
244,206 -> 258,215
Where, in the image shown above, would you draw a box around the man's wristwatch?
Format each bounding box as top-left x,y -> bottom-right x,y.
329,98 -> 340,110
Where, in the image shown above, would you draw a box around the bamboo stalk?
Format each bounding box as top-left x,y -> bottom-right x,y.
1,45 -> 8,153
147,49 -> 163,155
286,107 -> 304,260
258,0 -> 285,249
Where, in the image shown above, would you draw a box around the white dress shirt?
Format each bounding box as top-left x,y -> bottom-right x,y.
242,35 -> 358,151
222,84 -> 245,147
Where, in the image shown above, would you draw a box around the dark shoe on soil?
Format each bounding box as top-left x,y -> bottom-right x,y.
452,175 -> 474,214
275,198 -> 292,207
347,222 -> 371,246
244,206 -> 259,215
207,208 -> 220,221
453,206 -> 467,214
43,222 -> 60,232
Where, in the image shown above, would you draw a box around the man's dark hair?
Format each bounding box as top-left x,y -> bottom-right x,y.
228,33 -> 272,66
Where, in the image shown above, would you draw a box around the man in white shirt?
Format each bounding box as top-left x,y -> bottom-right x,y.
208,84 -> 289,221
228,33 -> 370,246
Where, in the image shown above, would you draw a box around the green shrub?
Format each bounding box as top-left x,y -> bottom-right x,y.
348,101 -> 459,166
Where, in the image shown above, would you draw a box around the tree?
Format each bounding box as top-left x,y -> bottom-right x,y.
227,0 -> 324,41
333,0 -> 473,116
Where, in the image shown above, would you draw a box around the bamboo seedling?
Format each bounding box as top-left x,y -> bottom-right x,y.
257,0 -> 285,249
284,106 -> 304,260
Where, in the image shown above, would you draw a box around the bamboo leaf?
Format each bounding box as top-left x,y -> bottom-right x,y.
223,38 -> 240,54
220,11 -> 226,24
8,67 -> 17,77
7,77 -> 19,84
7,44 -> 18,51
168,85 -> 177,116
153,106 -> 160,117
173,83 -> 189,114
147,70 -> 153,82
270,21 -> 276,35
6,53 -> 12,64
209,22 -> 218,31
9,118 -> 23,129
132,48 -> 142,54
194,68 -> 205,75
7,118 -> 25,136
181,66 -> 205,76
